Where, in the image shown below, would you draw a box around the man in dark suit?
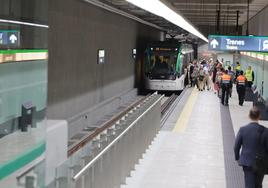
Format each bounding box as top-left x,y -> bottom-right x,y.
234,107 -> 267,188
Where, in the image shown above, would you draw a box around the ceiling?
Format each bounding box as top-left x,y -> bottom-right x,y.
97,0 -> 268,40
168,0 -> 267,26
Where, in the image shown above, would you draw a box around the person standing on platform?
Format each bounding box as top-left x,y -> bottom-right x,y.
235,62 -> 241,79
198,65 -> 205,91
203,64 -> 210,90
191,64 -> 199,89
215,67 -> 224,97
236,71 -> 247,106
220,70 -> 232,105
189,62 -> 194,87
184,65 -> 189,87
211,62 -> 218,94
227,66 -> 235,97
245,66 -> 254,88
234,107 -> 268,188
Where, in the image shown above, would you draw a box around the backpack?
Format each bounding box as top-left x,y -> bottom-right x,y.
253,126 -> 268,174
199,75 -> 204,81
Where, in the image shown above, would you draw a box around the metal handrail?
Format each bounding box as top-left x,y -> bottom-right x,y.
16,156 -> 44,186
72,94 -> 164,181
68,94 -> 149,156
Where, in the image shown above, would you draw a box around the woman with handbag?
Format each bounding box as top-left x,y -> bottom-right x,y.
234,107 -> 268,188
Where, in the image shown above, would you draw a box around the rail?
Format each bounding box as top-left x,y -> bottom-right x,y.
161,89 -> 187,127
67,94 -> 150,156
72,94 -> 164,181
55,92 -> 163,188
161,94 -> 178,116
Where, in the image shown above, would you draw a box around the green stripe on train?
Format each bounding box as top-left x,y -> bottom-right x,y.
0,141 -> 46,180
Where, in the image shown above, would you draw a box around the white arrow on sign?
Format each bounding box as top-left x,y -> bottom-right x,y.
9,34 -> 17,44
263,40 -> 268,50
210,39 -> 219,49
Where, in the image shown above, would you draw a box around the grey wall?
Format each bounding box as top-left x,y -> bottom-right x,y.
0,0 -> 47,22
48,0 -> 161,119
241,5 -> 268,99
242,5 -> 268,35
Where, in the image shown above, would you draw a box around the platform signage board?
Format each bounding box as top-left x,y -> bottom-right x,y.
97,49 -> 105,64
0,30 -> 20,47
208,35 -> 268,52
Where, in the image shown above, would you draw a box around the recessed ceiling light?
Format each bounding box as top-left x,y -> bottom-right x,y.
126,0 -> 208,42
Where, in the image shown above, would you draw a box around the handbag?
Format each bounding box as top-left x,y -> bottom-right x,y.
253,126 -> 268,174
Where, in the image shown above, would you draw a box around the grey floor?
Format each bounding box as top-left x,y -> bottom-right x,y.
0,121 -> 45,164
121,87 -> 268,188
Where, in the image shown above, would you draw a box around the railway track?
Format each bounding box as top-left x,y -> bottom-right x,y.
68,93 -> 179,156
161,94 -> 177,117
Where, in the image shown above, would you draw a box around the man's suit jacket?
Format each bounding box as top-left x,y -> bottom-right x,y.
234,122 -> 264,167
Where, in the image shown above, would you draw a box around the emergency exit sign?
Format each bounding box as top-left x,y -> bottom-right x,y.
0,30 -> 20,47
208,35 -> 268,52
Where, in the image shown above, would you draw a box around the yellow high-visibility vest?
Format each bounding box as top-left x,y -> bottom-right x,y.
236,65 -> 241,71
245,69 -> 253,82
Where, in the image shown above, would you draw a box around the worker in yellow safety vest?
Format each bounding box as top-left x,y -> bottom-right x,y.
236,70 -> 247,106
220,70 -> 232,106
244,66 -> 254,88
235,62 -> 241,79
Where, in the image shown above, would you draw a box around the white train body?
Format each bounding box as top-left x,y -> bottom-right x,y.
145,74 -> 185,91
144,41 -> 188,91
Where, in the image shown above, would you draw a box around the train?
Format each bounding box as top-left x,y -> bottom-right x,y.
143,40 -> 193,92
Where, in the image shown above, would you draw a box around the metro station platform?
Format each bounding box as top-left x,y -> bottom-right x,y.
121,87 -> 268,188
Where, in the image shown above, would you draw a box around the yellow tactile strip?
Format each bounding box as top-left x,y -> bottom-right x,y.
173,89 -> 199,133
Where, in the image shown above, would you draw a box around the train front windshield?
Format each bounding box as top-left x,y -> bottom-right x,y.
145,50 -> 180,80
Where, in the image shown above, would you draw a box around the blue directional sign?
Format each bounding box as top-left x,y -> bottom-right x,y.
0,30 -> 20,47
208,35 -> 268,52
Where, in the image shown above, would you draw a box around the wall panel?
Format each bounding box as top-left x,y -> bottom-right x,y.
48,0 -> 161,119
242,5 -> 268,35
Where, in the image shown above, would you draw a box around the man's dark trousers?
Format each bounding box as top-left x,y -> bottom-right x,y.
221,84 -> 230,105
243,166 -> 264,188
247,81 -> 253,88
237,85 -> 245,105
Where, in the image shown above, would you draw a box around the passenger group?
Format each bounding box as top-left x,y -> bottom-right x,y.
186,59 -> 268,188
185,59 -> 254,106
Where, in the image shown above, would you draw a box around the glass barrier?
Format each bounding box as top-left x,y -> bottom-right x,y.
0,1 -> 48,187
240,52 -> 268,99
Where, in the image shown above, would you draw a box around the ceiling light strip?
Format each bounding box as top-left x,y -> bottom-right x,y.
0,19 -> 49,28
126,0 -> 208,42
83,0 -> 166,31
